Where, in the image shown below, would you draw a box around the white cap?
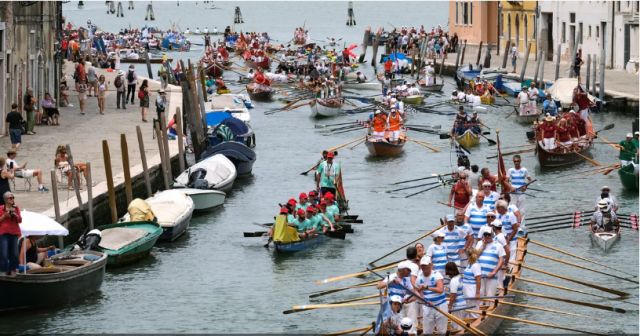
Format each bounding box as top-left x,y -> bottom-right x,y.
432,231 -> 446,238
482,181 -> 492,187
480,226 -> 493,236
635,131 -> 639,135
400,317 -> 413,329
601,186 -> 610,190
598,199 -> 608,207
390,295 -> 403,303
558,107 -> 563,112
391,98 -> 397,102
375,110 -> 381,114
491,220 -> 503,228
627,133 -> 633,137
420,256 -> 432,266
569,109 -> 575,113
486,211 -> 496,216
397,260 -> 413,271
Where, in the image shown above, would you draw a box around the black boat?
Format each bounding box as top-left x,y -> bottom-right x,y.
202,142 -> 257,175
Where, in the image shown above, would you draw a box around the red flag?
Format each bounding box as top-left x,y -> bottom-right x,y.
496,130 -> 513,193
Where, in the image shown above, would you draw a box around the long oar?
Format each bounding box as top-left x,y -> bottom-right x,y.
513,275 -> 617,300
437,201 -> 463,210
481,300 -> 603,320
281,96 -> 306,110
386,180 -> 442,193
315,121 -> 360,129
520,249 -> 639,284
513,263 -> 630,296
588,132 -> 626,152
316,261 -> 400,285
497,288 -> 626,314
405,137 -> 442,152
528,224 -> 574,234
393,173 -> 452,185
324,136 -> 367,153
320,326 -> 372,336
526,214 -> 585,226
369,223 -> 445,265
525,211 -> 594,221
520,237 -> 635,276
556,143 -> 601,166
328,126 -> 367,136
348,138 -> 367,150
309,280 -> 378,298
283,301 -> 379,314
300,164 -> 319,176
486,148 -> 535,159
465,310 -> 608,335
368,268 -> 486,336
405,184 -> 445,198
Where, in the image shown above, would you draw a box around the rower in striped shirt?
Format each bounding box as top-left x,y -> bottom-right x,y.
439,214 -> 472,269
475,226 -> 506,297
506,155 -> 532,227
479,180 -> 501,210
464,193 -> 490,239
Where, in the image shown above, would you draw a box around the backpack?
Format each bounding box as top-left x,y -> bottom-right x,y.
127,70 -> 135,83
138,89 -> 145,99
114,76 -> 123,88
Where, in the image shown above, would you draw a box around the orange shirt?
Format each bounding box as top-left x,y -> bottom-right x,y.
372,115 -> 387,132
388,113 -> 402,131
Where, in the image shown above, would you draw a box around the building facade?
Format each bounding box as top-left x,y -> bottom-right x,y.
448,1 -> 499,44
539,1 -> 638,70
498,1 -> 538,58
0,1 -> 63,123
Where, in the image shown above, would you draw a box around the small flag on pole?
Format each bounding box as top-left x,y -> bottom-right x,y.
454,141 -> 470,158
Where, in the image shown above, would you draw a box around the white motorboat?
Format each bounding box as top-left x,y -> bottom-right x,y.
180,189 -> 226,211
310,98 -> 343,118
122,190 -> 195,241
206,94 -> 251,124
173,154 -> 237,191
341,81 -> 382,91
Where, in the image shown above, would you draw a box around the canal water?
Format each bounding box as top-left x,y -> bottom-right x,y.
3,2 -> 637,334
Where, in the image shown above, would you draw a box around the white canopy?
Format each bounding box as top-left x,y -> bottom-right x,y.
545,78 -> 597,106
20,211 -> 69,236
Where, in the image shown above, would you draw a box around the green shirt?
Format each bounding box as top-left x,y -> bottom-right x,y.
314,213 -> 329,232
286,214 -> 296,224
295,218 -> 312,232
296,202 -> 310,213
317,161 -> 338,189
618,140 -> 637,161
206,79 -> 215,87
633,139 -> 639,154
321,210 -> 335,224
326,204 -> 340,219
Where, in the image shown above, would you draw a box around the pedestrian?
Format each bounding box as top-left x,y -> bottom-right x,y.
573,53 -> 584,84
510,42 -> 517,73
4,104 -> 24,150
158,61 -> 168,90
126,64 -> 138,104
78,78 -> 88,115
23,88 -> 37,135
97,74 -> 108,115
0,158 -> 13,205
75,59 -> 86,92
156,89 -> 167,121
114,47 -> 121,70
115,70 -> 126,109
41,93 -> 60,126
0,191 -> 21,277
86,63 -> 98,97
139,79 -> 150,122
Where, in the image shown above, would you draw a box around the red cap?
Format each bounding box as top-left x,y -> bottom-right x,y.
315,204 -> 322,209
299,193 -> 308,199
306,206 -> 315,212
309,190 -> 317,196
297,209 -> 305,216
280,207 -> 289,214
287,198 -> 297,205
320,201 -> 327,206
327,152 -> 335,158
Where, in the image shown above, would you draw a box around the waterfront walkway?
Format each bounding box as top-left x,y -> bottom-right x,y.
1,63 -> 181,219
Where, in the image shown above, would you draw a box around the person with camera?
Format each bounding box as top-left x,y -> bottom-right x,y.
0,191 -> 21,276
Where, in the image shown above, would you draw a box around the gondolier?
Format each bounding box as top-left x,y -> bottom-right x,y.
506,155 -> 531,226
516,86 -> 533,116
316,151 -> 338,197
528,83 -> 540,109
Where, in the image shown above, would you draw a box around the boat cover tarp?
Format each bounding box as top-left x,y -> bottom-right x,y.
210,95 -> 244,110
128,198 -> 155,222
545,78 -> 596,105
20,211 -> 69,236
99,227 -> 149,251
148,201 -> 189,226
203,142 -> 256,160
273,215 -> 300,243
217,118 -> 249,135
175,154 -> 235,188
382,52 -> 412,64
205,112 -> 233,127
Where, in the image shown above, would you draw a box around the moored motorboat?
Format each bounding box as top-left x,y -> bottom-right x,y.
173,154 -> 238,191
205,112 -> 256,148
206,94 -> 251,123
590,223 -> 621,250
516,105 -> 541,124
365,135 -> 405,157
310,98 -> 343,118
618,163 -> 639,190
535,118 -> 594,168
122,190 -> 195,242
503,82 -> 522,97
181,189 -> 227,211
202,141 -> 257,175
82,221 -> 163,267
453,129 -> 480,148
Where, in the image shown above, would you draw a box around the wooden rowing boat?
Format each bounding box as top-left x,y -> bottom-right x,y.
246,84 -> 275,101
418,80 -> 445,92
310,98 -> 343,118
618,163 -> 639,191
516,105 -> 541,124
275,234 -> 327,253
535,118 -> 594,168
481,94 -> 496,105
365,135 -> 405,157
120,58 -> 173,64
204,62 -> 224,78
589,223 -> 621,250
400,95 -> 425,105
453,129 -> 480,148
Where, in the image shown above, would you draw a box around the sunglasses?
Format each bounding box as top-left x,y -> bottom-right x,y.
7,197 -> 14,200
487,215 -> 496,218
483,233 -> 492,236
483,186 -> 491,188
513,160 -> 521,163
460,177 -> 466,179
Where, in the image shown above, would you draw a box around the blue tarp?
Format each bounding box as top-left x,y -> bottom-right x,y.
205,112 -> 233,127
382,52 -> 412,64
219,118 -> 249,135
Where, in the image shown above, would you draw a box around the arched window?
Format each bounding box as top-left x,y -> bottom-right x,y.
500,13 -> 504,36
531,14 -> 537,39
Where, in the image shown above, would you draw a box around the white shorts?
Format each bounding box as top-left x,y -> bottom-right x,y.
372,131 -> 385,138
560,140 -> 573,147
389,130 -> 401,140
15,169 -> 34,178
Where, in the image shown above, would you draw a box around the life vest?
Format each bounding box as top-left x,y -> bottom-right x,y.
388,113 -> 402,131
215,78 -> 226,88
372,115 -> 387,132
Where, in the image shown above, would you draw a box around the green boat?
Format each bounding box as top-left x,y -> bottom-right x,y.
66,221 -> 163,268
400,95 -> 425,104
618,163 -> 639,191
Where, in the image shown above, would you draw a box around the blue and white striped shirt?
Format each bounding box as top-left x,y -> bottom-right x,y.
462,263 -> 482,286
426,244 -> 449,273
384,272 -> 413,299
465,203 -> 489,236
497,212 -> 519,242
475,241 -> 506,279
440,227 -> 466,263
449,275 -> 467,309
417,271 -> 446,307
482,191 -> 501,210
507,167 -> 530,195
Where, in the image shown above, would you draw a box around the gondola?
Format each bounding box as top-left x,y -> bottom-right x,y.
246,84 -> 275,101
590,223 -> 621,250
618,163 -> 639,190
204,62 -> 224,78
365,135 -> 405,157
535,118 -> 594,168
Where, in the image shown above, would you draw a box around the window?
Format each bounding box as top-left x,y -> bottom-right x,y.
470,2 -> 473,25
531,15 -> 537,39
455,2 -> 458,25
596,26 -> 599,38
562,22 -> 566,42
579,22 -> 583,43
589,25 -> 592,38
617,1 -> 621,11
463,2 -> 469,25
570,13 -> 575,24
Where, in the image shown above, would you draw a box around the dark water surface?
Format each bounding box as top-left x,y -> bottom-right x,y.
3,1 -> 637,334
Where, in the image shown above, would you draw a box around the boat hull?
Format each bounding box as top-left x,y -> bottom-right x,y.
247,87 -> 275,101
342,82 -> 382,91
159,208 -> 193,242
205,63 -> 224,78
516,113 -> 541,124
120,58 -> 173,64
618,163 -> 639,190
536,141 -> 594,168
310,100 -> 342,118
365,138 -> 404,157
275,234 -> 327,253
400,95 -> 425,104
0,251 -> 107,314
453,130 -> 480,147
244,57 -> 270,70
182,189 -> 227,211
418,82 -> 444,92
97,222 -> 162,268
590,225 -> 621,250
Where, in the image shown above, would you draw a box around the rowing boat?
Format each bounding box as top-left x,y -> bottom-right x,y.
589,223 -> 621,250
276,234 -> 327,253
453,129 -> 480,148
535,118 -> 594,168
400,95 -> 425,105
120,58 -> 172,64
204,62 -> 224,78
618,162 -> 639,191
310,98 -> 343,118
89,221 -> 162,267
481,94 -> 496,105
417,80 -> 445,92
365,135 -> 405,157
246,84 -> 275,101
342,81 -> 383,91
516,105 -> 541,124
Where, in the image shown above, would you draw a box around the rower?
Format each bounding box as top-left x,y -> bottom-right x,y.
477,211 -> 496,240
464,193 -> 488,239
213,27 -> 218,34
480,180 -> 500,210
528,82 -> 540,109
595,186 -> 619,212
475,226 -> 506,297
294,209 -> 313,239
461,247 -> 482,318
416,256 -> 447,336
490,220 -> 510,286
403,246 -> 421,328
376,261 -> 419,323
445,261 -> 466,331
447,172 -> 472,209
355,71 -> 367,83
478,168 -> 498,192
572,86 -> 592,122
572,113 -> 588,147
537,115 -> 557,150
591,199 -> 619,232
440,214 -> 472,269
285,198 -> 298,223
469,120 -> 482,135
457,89 -> 466,103
450,120 -> 461,137
309,204 -> 334,234
323,192 -> 340,222
554,117 -> 574,153
387,108 -> 404,145
406,83 -> 421,96
543,95 -> 558,116
308,190 -> 319,206
516,85 -> 531,115
316,151 -> 338,196
471,91 -> 482,107
455,106 -> 467,123
619,133 -> 638,166
494,200 -> 519,262
195,27 -> 201,34
450,90 -> 458,101
369,110 -> 388,142
506,154 -> 531,226
296,193 -> 310,213
425,231 -> 448,276
498,193 -> 523,228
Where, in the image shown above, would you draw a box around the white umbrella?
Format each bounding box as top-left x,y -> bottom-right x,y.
19,211 -> 68,274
